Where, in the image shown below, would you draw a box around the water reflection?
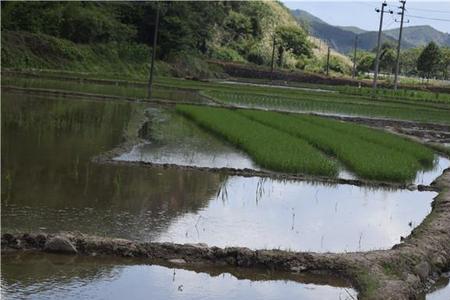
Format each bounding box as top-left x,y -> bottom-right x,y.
425,274 -> 450,300
0,252 -> 357,300
1,94 -> 223,240
414,156 -> 450,185
156,176 -> 434,252
116,108 -> 258,169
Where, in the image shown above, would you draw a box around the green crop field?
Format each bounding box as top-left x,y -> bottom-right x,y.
204,90 -> 450,125
175,105 -> 337,177
3,71 -> 450,125
239,110 -> 433,182
1,76 -> 203,103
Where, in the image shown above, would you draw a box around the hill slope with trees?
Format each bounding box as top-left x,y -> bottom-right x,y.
1,1 -> 320,78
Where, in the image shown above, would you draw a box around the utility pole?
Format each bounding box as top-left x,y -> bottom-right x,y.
393,0 -> 407,90
148,5 -> 160,99
326,46 -> 331,76
352,35 -> 358,79
270,33 -> 276,83
372,1 -> 393,92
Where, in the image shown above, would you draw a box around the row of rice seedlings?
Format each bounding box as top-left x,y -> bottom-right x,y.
205,90 -> 445,111
337,85 -> 450,104
205,90 -> 450,124
239,110 -> 425,182
1,76 -> 199,102
297,115 -> 435,166
175,105 -> 338,177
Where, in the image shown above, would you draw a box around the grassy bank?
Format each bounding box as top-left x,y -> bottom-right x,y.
239,110 -> 432,182
1,31 -> 223,80
175,105 -> 337,176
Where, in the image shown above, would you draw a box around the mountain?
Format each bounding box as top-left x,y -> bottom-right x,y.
292,9 -> 356,53
384,25 -> 450,48
292,9 -> 449,54
338,26 -> 366,35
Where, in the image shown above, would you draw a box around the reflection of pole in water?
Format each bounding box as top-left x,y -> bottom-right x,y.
291,208 -> 295,231
255,178 -> 269,205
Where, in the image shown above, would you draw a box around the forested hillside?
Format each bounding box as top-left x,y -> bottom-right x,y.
1,1 -> 323,78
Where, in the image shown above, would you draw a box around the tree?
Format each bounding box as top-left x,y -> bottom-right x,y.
378,42 -> 396,74
275,25 -> 311,67
417,41 -> 441,79
440,47 -> 450,80
356,51 -> 375,74
400,47 -> 422,76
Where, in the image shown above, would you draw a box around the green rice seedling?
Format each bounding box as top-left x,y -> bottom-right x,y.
239,110 -> 425,182
175,105 -> 337,177
297,115 -> 435,166
204,90 -> 450,125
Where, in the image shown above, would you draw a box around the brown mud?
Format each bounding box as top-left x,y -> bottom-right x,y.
3,168 -> 450,300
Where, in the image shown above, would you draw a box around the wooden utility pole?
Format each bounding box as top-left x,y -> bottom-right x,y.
148,5 -> 160,99
352,35 -> 358,79
326,46 -> 330,76
372,1 -> 393,91
393,0 -> 407,90
270,33 -> 276,82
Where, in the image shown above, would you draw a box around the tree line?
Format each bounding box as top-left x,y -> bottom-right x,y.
355,41 -> 450,80
1,1 -> 312,68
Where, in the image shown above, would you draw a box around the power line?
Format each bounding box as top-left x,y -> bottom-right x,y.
405,14 -> 450,22
406,7 -> 450,14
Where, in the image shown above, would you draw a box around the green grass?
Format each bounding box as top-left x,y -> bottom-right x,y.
239,110 -> 431,182
175,105 -> 338,177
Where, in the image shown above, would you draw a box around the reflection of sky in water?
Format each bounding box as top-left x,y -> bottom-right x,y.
426,275 -> 450,300
414,156 -> 450,185
157,176 -> 434,252
1,255 -> 357,300
116,141 -> 258,170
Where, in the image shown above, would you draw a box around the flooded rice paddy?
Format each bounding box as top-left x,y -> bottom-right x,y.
0,92 -> 446,298
115,108 -> 258,170
0,253 -> 357,300
1,93 -> 437,251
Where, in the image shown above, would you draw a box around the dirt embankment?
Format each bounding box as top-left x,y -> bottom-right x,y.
209,61 -> 450,94
3,169 -> 450,299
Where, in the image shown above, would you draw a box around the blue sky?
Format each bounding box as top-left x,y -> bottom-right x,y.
282,1 -> 450,33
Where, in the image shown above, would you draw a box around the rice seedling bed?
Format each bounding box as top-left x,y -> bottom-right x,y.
205,90 -> 450,125
239,110 -> 434,182
175,105 -> 337,177
1,77 -> 202,103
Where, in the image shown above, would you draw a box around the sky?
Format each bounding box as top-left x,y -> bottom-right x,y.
282,1 -> 450,33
